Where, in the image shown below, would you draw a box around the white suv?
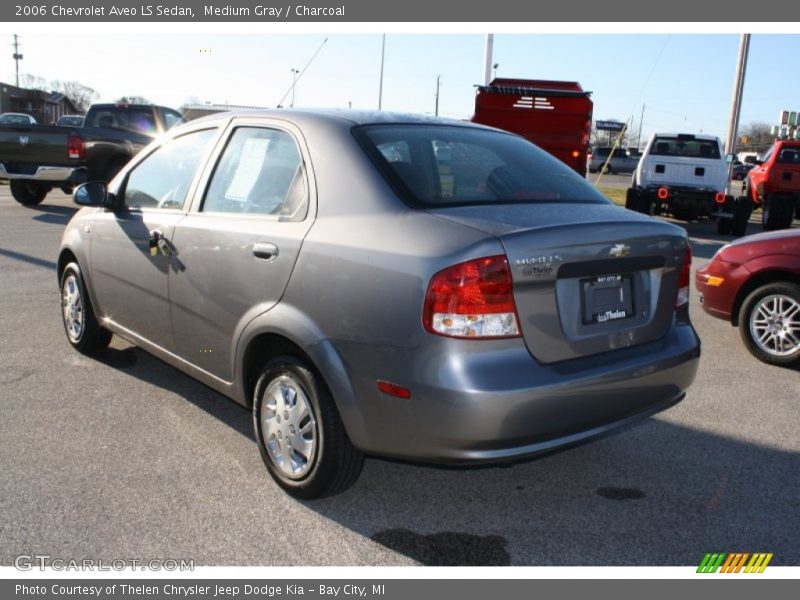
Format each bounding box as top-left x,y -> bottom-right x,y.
626,133 -> 729,221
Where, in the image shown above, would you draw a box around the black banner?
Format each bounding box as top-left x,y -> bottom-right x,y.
3,580 -> 797,600
2,0 -> 800,22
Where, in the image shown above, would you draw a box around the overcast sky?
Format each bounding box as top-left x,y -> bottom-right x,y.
4,32 -> 798,142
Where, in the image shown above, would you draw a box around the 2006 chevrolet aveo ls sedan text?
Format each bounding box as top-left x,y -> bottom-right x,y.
58,110 -> 700,498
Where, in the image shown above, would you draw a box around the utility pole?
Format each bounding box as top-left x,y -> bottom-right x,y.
378,34 -> 386,110
13,34 -> 23,88
637,103 -> 645,150
725,34 -> 750,158
434,75 -> 441,116
483,34 -> 493,86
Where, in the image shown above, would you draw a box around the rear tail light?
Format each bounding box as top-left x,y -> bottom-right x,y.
676,244 -> 692,308
714,192 -> 726,204
657,187 -> 669,200
423,255 -> 520,338
68,134 -> 85,160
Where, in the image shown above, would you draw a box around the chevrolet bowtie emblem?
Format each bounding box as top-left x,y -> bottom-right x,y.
609,243 -> 630,258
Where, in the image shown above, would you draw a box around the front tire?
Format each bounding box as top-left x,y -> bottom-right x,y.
253,356 -> 363,499
10,180 -> 48,206
60,262 -> 112,355
738,283 -> 800,367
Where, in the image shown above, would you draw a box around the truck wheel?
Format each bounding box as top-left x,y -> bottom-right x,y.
104,158 -> 128,183
738,282 -> 800,366
625,187 -> 639,210
731,196 -> 751,237
762,196 -> 792,231
716,217 -> 733,235
253,355 -> 364,499
9,180 -> 48,206
60,262 -> 113,355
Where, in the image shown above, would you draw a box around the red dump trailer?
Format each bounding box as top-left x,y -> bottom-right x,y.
471,78 -> 593,176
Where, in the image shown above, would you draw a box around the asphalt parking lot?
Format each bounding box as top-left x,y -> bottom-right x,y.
0,184 -> 797,567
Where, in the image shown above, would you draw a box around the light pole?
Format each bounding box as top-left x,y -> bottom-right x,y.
290,68 -> 299,108
434,75 -> 441,116
378,34 -> 386,110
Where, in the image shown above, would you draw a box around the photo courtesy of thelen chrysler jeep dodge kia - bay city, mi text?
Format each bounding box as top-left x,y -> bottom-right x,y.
57,110 -> 700,498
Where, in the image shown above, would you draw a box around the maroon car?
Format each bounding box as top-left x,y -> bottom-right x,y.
696,229 -> 800,366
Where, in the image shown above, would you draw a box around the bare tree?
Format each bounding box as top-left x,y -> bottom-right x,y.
18,73 -> 48,90
50,80 -> 99,112
739,122 -> 775,153
116,95 -> 151,105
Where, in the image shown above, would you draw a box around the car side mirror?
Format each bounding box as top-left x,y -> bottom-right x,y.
74,181 -> 113,207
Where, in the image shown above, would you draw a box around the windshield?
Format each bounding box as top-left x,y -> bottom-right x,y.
354,124 -> 609,207
650,136 -> 721,159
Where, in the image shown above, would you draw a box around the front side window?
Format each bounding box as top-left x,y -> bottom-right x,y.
202,127 -> 308,219
355,124 -> 608,207
123,128 -> 217,210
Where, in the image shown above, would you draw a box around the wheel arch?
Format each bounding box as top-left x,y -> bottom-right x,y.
732,269 -> 800,326
235,306 -> 369,450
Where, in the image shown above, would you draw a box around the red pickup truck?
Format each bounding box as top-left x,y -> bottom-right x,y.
743,140 -> 800,231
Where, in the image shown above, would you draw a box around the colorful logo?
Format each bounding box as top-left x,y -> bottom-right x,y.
697,552 -> 773,573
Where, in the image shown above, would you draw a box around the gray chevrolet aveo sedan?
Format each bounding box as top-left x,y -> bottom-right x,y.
58,110 -> 700,498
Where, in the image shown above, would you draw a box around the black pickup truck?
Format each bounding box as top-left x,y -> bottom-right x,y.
0,103 -> 182,205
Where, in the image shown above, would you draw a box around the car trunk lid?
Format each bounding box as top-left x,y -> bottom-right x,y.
428,203 -> 689,363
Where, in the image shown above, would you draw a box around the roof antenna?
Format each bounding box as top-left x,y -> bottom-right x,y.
276,37 -> 328,108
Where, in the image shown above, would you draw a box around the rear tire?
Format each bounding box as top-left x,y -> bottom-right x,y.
762,195 -> 793,231
625,187 -> 639,210
732,196 -> 751,237
60,262 -> 112,355
253,355 -> 364,499
738,282 -> 800,366
716,216 -> 733,235
10,180 -> 48,206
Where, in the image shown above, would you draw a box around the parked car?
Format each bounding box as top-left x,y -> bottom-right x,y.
56,114 -> 85,127
0,112 -> 37,125
731,160 -> 754,181
588,146 -> 639,174
626,133 -> 729,222
58,110 -> 700,498
696,229 -> 800,366
744,141 -> 800,231
0,102 -> 183,206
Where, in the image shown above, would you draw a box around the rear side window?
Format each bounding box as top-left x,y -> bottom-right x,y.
650,136 -> 721,159
355,125 -> 608,207
201,127 -> 308,220
777,147 -> 800,164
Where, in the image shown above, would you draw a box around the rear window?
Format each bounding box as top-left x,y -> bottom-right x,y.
86,107 -> 157,134
777,147 -> 800,164
354,124 -> 608,207
650,136 -> 721,159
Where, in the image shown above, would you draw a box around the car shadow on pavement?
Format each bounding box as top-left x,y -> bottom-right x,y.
307,417 -> 799,566
93,343 -> 798,566
29,203 -> 79,226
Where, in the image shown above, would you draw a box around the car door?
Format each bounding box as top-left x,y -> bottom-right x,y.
168,120 -> 315,381
88,126 -> 220,350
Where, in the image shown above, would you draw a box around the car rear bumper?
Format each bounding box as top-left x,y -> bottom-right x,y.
332,315 -> 700,463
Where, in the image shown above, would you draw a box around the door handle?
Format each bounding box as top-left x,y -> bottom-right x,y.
252,242 -> 279,260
